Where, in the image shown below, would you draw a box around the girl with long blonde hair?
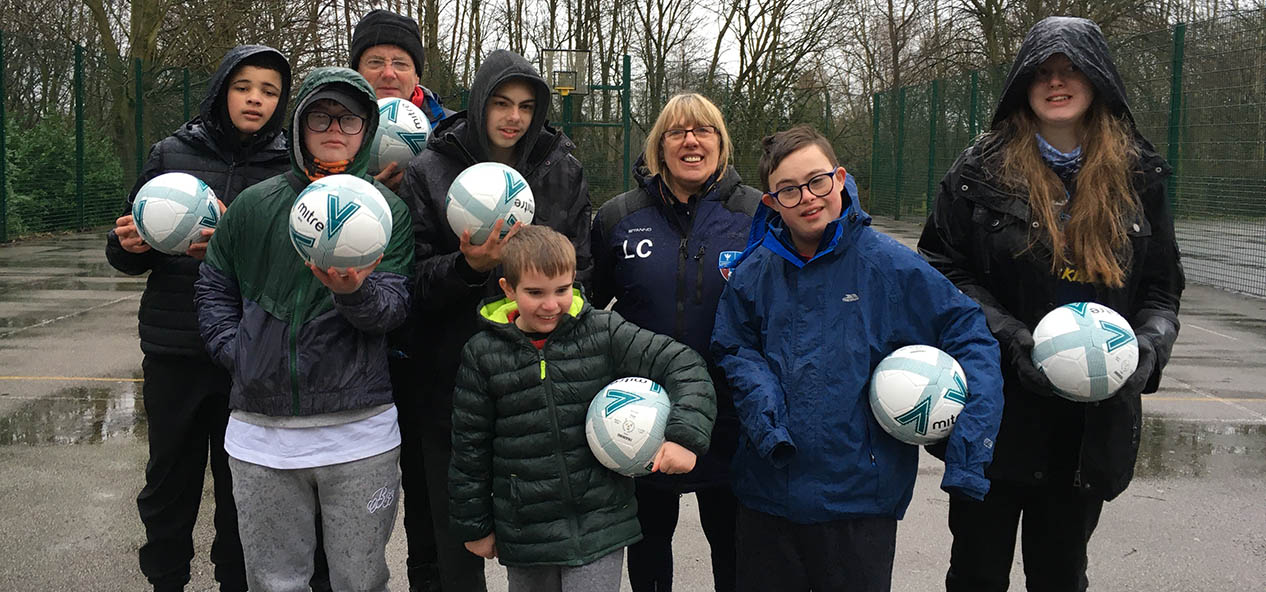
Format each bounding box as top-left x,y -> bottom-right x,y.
919,16 -> 1185,591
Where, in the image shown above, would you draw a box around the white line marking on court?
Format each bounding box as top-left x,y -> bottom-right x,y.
1167,376 -> 1266,422
0,294 -> 140,339
1142,416 -> 1266,425
0,376 -> 143,382
0,395 -> 141,401
1186,323 -> 1240,342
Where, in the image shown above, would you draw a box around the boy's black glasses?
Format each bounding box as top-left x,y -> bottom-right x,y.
305,112 -> 365,135
766,171 -> 835,208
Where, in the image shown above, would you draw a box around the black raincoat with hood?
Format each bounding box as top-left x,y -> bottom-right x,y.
106,45 -> 292,357
917,17 -> 1184,501
397,49 -> 593,424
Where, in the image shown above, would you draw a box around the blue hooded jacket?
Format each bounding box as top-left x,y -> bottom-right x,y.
710,174 -> 1004,523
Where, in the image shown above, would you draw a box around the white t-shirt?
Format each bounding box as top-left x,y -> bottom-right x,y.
225,405 -> 401,469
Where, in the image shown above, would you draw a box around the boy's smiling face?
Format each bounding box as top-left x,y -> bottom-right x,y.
762,145 -> 846,257
500,268 -> 575,334
226,65 -> 282,138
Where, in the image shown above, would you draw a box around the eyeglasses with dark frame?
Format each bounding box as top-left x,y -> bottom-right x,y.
766,170 -> 837,208
663,125 -> 718,143
304,111 -> 366,135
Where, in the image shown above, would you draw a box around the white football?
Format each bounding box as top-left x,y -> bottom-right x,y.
288,174 -> 393,270
369,97 -> 432,174
869,345 -> 970,445
445,162 -> 535,245
132,172 -> 220,255
1032,302 -> 1138,402
585,377 -> 671,477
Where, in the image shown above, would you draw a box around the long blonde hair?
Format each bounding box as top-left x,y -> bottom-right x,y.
997,102 -> 1140,288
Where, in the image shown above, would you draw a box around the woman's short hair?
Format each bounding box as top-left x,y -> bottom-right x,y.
644,93 -> 732,179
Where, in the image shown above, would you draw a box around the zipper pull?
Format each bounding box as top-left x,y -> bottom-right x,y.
694,245 -> 705,260
538,349 -> 546,381
679,238 -> 688,257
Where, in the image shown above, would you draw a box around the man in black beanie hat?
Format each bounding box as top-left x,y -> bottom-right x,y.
350,9 -> 453,124
350,9 -> 455,193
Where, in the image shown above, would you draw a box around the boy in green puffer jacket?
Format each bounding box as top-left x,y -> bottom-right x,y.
449,225 -> 716,591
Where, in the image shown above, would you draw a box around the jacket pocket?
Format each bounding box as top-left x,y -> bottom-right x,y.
970,204 -> 1027,276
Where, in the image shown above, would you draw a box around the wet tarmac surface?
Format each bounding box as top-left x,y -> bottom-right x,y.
1,224 -> 1263,591
0,380 -> 146,446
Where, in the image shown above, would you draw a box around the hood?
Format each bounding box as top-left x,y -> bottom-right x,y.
201,45 -> 292,150
991,16 -> 1133,129
465,50 -> 552,168
476,289 -> 589,339
288,67 -> 381,179
725,172 -> 869,271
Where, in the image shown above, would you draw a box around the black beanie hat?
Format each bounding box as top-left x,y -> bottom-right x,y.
349,10 -> 425,77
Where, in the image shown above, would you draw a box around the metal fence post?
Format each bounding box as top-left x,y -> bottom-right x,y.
622,54 -> 632,192
134,57 -> 144,179
926,79 -> 940,215
561,93 -> 573,140
969,70 -> 979,138
0,30 -> 7,242
868,92 -> 880,210
893,87 -> 907,220
182,68 -> 191,122
76,45 -> 86,228
1166,23 -> 1186,210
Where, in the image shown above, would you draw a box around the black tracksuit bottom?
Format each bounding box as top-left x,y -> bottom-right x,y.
393,356 -> 486,592
734,503 -> 897,592
136,355 -> 245,592
627,479 -> 738,591
946,480 -> 1105,592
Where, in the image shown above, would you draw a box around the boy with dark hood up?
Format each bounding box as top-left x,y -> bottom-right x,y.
394,49 -> 593,591
105,45 -> 290,592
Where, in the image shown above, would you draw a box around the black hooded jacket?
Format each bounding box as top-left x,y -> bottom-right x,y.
397,50 -> 592,422
917,17 -> 1184,501
106,45 -> 292,357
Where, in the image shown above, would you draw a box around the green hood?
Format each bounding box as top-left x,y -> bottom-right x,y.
480,289 -> 586,325
289,67 -> 380,179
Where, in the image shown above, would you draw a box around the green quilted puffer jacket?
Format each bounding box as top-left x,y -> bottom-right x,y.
448,292 -> 716,566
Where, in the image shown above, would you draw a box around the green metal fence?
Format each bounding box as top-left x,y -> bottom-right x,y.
0,31 -> 216,242
870,13 -> 1266,298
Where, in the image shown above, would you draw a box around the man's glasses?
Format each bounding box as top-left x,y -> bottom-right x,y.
663,125 -> 718,143
766,171 -> 836,208
362,58 -> 414,74
304,111 -> 365,135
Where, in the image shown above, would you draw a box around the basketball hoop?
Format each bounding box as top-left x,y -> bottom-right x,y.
541,50 -> 591,96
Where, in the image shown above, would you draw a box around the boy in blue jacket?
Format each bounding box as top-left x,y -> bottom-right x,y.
710,125 -> 1004,592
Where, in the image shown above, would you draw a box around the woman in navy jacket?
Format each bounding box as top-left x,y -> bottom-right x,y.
591,93 -> 759,592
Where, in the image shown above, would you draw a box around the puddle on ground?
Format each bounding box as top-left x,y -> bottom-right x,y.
1135,416 -> 1266,479
0,381 -> 147,445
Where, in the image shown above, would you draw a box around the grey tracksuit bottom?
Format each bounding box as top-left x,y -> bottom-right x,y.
229,448 -> 401,592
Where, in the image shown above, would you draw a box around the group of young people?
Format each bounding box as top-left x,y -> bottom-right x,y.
107,12 -> 1183,592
